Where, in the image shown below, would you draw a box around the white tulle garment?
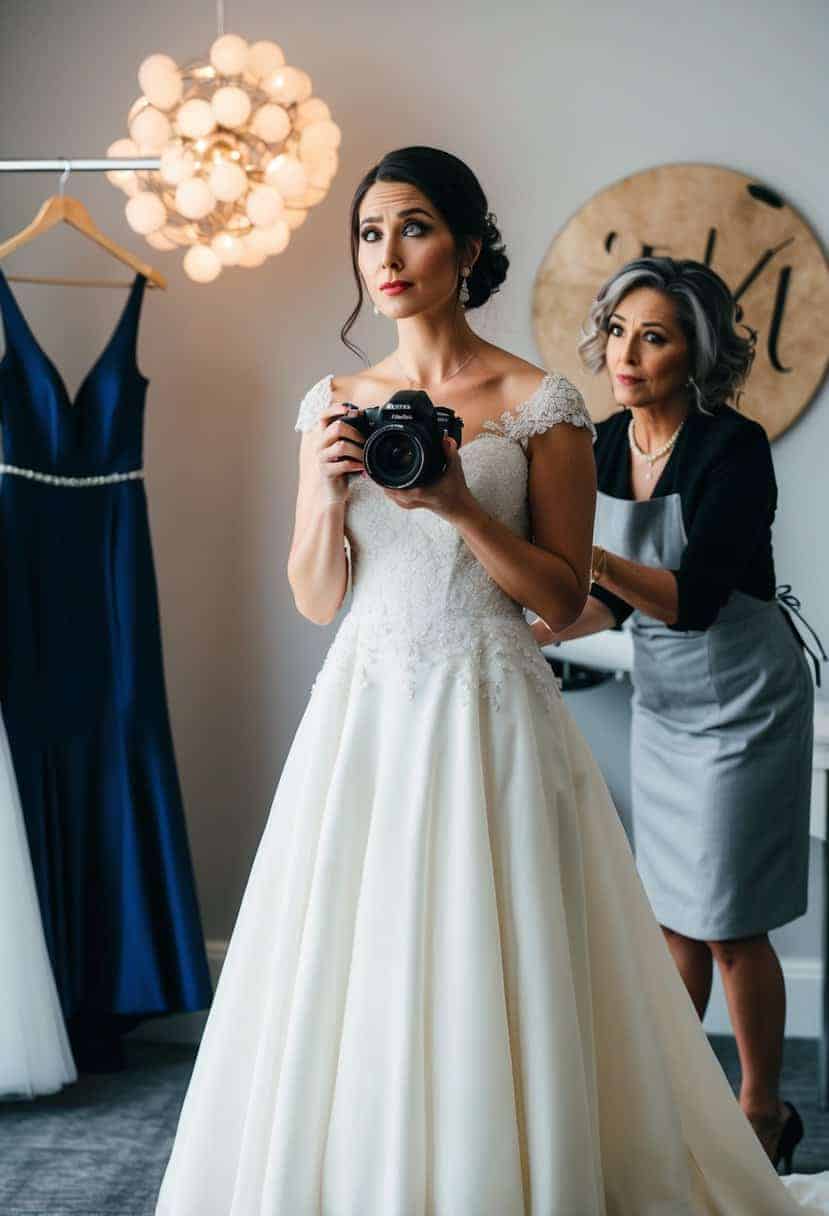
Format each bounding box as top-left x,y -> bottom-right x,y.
0,708 -> 75,1098
157,374 -> 829,1214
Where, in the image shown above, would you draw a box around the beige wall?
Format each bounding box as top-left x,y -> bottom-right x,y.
1,0 -> 827,945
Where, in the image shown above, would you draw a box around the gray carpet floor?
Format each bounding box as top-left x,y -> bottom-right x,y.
0,1036 -> 826,1215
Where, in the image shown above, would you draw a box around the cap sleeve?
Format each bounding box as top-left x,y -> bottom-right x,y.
295,374 -> 333,433
489,373 -> 596,449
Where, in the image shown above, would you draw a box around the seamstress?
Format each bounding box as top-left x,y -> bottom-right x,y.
532,256 -> 814,1167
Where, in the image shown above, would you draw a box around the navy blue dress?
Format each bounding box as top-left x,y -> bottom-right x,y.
0,269 -> 211,1067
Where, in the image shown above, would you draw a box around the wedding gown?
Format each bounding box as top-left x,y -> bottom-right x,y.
0,706 -> 76,1097
157,372 -> 829,1215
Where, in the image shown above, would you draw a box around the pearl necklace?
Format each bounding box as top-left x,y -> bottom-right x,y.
627,416 -> 686,480
395,351 -> 477,393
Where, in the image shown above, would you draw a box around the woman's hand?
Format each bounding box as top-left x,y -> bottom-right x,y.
313,404 -> 365,505
381,437 -> 474,521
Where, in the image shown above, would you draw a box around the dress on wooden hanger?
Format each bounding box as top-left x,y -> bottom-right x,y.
0,703 -> 75,1098
0,268 -> 211,1070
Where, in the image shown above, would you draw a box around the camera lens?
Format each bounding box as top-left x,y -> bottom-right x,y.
365,427 -> 425,488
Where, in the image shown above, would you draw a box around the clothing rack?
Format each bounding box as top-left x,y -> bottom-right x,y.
0,159 -> 161,173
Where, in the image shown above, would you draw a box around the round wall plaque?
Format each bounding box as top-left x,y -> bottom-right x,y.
532,164 -> 829,439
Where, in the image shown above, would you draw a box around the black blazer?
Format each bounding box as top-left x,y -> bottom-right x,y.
589,406 -> 777,632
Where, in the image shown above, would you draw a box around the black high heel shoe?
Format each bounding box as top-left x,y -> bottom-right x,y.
773,1102 -> 805,1175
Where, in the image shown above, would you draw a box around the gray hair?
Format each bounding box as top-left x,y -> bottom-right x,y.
578,257 -> 756,412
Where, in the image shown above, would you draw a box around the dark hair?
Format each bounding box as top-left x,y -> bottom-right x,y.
579,256 -> 756,412
340,146 -> 509,358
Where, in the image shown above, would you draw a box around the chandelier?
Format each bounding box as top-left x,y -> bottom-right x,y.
107,31 -> 341,282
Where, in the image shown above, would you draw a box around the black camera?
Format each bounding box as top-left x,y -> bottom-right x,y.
345,390 -> 464,489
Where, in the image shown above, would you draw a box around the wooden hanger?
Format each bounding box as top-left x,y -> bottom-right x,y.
0,193 -> 167,289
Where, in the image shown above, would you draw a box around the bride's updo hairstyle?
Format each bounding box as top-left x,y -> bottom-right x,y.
341,145 -> 509,357
579,256 -> 756,413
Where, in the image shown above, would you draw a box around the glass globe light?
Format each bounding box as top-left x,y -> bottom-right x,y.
208,159 -> 248,202
121,175 -> 142,198
300,119 -> 341,152
160,144 -> 196,185
254,220 -> 291,256
210,33 -> 249,76
262,65 -> 304,105
138,53 -> 183,110
176,98 -> 216,139
293,70 -> 313,103
246,40 -> 284,80
129,106 -> 172,152
300,146 -> 338,190
245,227 -> 273,255
294,98 -> 330,130
290,185 -> 327,208
264,153 -> 307,199
126,192 -> 167,235
284,207 -> 308,230
212,85 -> 252,129
127,97 -> 147,126
237,235 -> 267,268
300,141 -> 338,171
211,232 -> 243,265
183,245 -> 223,283
246,185 -> 284,227
175,177 -> 216,220
146,230 -> 178,251
306,160 -> 337,189
251,103 -> 291,144
106,138 -> 140,188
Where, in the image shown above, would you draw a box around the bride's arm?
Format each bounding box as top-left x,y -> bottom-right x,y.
530,596 -> 615,645
287,405 -> 363,625
388,423 -> 596,633
453,424 -> 596,631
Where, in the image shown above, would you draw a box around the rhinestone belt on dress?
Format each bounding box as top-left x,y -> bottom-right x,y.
0,464 -> 144,487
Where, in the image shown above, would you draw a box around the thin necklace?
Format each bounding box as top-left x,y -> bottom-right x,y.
395,350 -> 477,393
628,415 -> 686,481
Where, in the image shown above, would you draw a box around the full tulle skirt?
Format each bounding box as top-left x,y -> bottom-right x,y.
156,647 -> 829,1214
0,711 -> 75,1098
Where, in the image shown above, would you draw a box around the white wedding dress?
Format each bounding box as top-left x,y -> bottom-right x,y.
157,373 -> 829,1215
0,706 -> 75,1098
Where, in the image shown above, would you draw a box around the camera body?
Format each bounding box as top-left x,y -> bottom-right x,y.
346,390 -> 464,489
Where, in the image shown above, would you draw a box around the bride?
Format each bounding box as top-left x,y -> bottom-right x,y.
156,146 -> 829,1214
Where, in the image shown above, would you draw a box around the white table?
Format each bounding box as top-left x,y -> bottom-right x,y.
546,633 -> 829,1104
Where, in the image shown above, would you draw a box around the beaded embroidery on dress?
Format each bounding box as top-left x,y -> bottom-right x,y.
156,371 -> 829,1216
302,373 -> 595,709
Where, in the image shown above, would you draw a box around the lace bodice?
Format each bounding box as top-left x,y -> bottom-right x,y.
295,372 -> 595,708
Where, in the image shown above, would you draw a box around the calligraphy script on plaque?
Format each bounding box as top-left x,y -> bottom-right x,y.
532,164 -> 829,439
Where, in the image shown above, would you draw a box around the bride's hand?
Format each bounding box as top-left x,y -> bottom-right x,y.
382,437 -> 474,521
530,617 -> 559,646
313,405 -> 365,505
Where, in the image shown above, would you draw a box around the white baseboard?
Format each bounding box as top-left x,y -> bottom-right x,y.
131,942 -> 823,1046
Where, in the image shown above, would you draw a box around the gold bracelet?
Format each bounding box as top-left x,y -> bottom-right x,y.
590,545 -> 608,584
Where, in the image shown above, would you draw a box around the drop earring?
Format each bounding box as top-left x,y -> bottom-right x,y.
459,267 -> 471,307
373,303 -> 381,316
